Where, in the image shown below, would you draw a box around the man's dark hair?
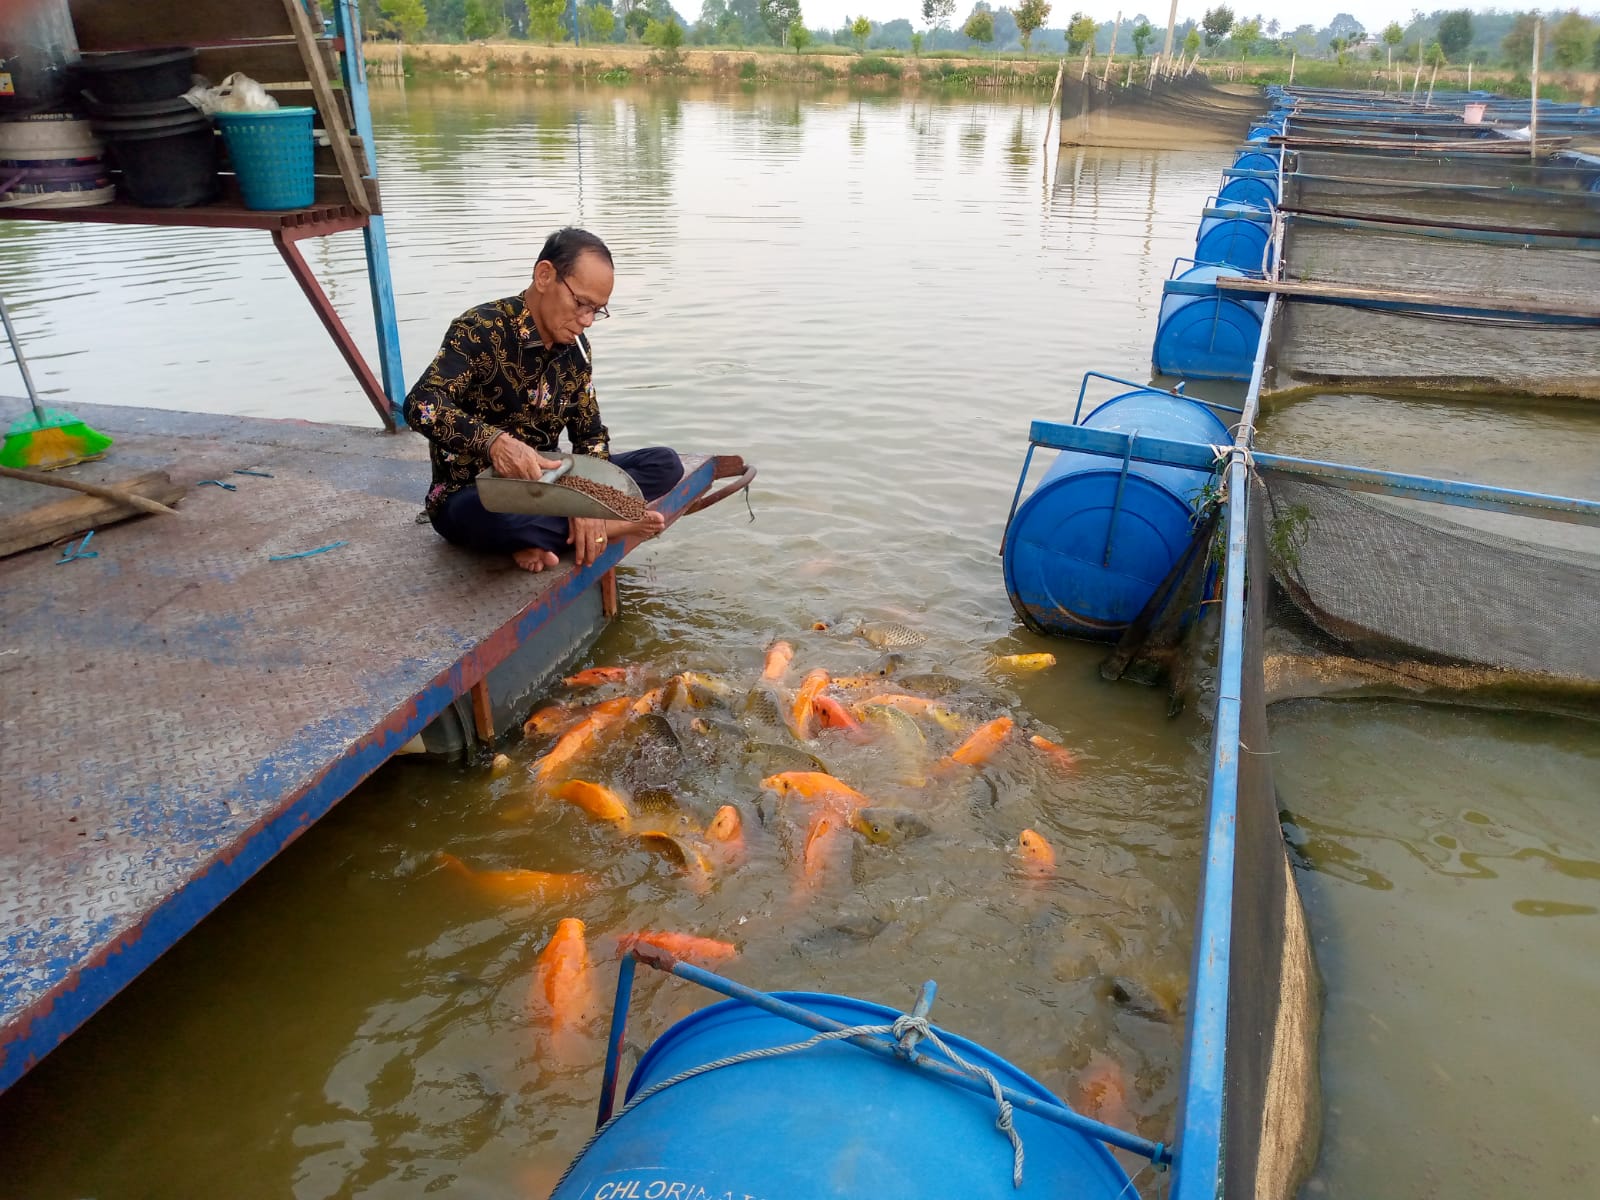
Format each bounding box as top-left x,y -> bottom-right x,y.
537,227 -> 613,276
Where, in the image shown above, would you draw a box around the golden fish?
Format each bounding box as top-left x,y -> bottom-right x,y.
855,693 -> 963,732
616,930 -> 739,964
554,779 -> 633,827
531,695 -> 633,783
787,668 -> 831,740
936,715 -> 1014,773
705,804 -> 746,864
1018,828 -> 1057,876
988,653 -> 1057,672
531,917 -> 596,1056
564,666 -> 634,687
1028,734 -> 1078,771
761,771 -> 872,813
436,852 -> 592,904
762,640 -> 796,681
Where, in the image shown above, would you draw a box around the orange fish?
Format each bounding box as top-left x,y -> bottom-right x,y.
1018,828 -> 1057,877
436,852 -> 592,904
631,686 -> 664,715
811,694 -> 865,737
523,703 -> 579,736
564,666 -> 632,687
800,810 -> 845,887
531,917 -> 596,1054
761,771 -> 871,814
787,668 -> 831,740
1029,734 -> 1079,772
705,804 -> 746,864
762,640 -> 796,681
616,930 -> 740,965
1074,1053 -> 1134,1131
855,693 -> 964,731
554,779 -> 633,827
532,695 -> 632,783
936,715 -> 1014,774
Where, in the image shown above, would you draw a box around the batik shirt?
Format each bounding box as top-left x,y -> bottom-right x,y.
403,294 -> 609,515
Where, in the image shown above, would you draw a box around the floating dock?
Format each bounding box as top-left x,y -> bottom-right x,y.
0,401 -> 717,1090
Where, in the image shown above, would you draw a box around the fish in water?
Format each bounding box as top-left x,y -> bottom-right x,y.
801,810 -> 845,884
532,695 -> 633,783
787,668 -> 831,740
849,806 -> 934,846
987,653 -> 1057,672
564,666 -> 633,687
829,654 -> 906,689
811,694 -> 865,737
1028,734 -> 1078,772
857,703 -> 929,786
854,621 -> 927,650
740,682 -> 787,727
531,917 -> 597,1056
633,831 -> 715,895
744,741 -> 830,777
855,693 -> 964,732
705,804 -> 747,864
554,779 -> 633,827
762,640 -> 796,681
437,852 -> 593,904
524,702 -> 579,736
1101,975 -> 1180,1025
936,716 -> 1014,774
762,771 -> 872,814
631,686 -> 665,715
616,930 -> 740,965
1017,828 -> 1057,877
663,671 -> 736,711
1072,1053 -> 1135,1133
894,672 -> 964,696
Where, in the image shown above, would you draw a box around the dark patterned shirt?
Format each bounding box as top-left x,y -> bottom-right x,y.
403,294 -> 609,514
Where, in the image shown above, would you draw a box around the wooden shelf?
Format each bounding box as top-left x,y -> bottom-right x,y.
0,194 -> 369,235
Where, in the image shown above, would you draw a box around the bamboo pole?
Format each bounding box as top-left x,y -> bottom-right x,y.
1466,61 -> 1472,91
0,465 -> 180,515
1161,0 -> 1178,62
1043,56 -> 1065,149
1102,11 -> 1121,85
1411,41 -> 1424,98
1426,61 -> 1438,107
1530,17 -> 1542,161
1081,47 -> 1091,79
1289,49 -> 1296,84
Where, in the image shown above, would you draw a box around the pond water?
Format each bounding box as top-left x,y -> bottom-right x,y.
0,79 -> 1592,1200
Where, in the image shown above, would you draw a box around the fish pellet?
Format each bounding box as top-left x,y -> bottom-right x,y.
554,475 -> 647,521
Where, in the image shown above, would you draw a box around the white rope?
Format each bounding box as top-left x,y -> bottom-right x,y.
549,1015 -> 1028,1192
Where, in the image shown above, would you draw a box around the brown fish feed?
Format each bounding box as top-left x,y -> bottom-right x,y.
554,474 -> 647,521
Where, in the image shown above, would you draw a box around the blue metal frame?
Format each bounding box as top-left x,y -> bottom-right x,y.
333,0 -> 407,426
597,948 -> 1173,1167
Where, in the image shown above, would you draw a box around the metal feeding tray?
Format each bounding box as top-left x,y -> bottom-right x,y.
476,452 -> 644,520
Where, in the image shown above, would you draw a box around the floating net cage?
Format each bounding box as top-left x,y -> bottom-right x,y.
1281,173 -> 1600,235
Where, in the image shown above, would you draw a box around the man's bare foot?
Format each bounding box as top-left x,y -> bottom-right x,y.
513,547 -> 560,573
603,510 -> 667,543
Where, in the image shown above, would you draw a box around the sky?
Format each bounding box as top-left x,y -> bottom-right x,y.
807,2 -> 1594,35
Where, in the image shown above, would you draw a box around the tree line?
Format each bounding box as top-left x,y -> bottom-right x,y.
375,2 -> 1600,69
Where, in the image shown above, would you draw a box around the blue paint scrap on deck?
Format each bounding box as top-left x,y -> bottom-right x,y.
0,404 -> 714,1091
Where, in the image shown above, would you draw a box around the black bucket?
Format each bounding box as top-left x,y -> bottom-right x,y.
95,109 -> 218,206
75,48 -> 196,105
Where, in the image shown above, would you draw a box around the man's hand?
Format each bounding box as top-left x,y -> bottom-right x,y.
568,517 -> 609,567
489,433 -> 562,481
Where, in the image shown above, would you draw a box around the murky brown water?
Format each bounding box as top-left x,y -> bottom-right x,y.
0,81 -> 1219,1197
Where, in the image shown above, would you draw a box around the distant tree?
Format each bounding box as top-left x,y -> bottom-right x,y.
527,0 -> 569,42
760,0 -> 800,44
464,0 -> 500,38
922,0 -> 956,40
789,15 -> 810,50
1012,0 -> 1050,55
1265,17 -> 1278,38
625,3 -> 650,38
850,14 -> 871,49
1233,17 -> 1259,57
1183,27 -> 1200,56
1381,20 -> 1403,50
1501,13 -> 1538,68
963,6 -> 994,50
1201,5 -> 1234,49
643,14 -> 685,46
581,1 -> 615,39
1329,35 -> 1346,63
911,29 -> 924,53
1436,10 -> 1472,59
1132,19 -> 1152,57
1550,11 -> 1596,69
1325,12 -> 1363,43
1066,11 -> 1096,54
382,0 -> 429,42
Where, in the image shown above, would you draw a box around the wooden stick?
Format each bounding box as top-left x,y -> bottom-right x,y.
1042,57 -> 1065,150
1530,17 -> 1542,162
1426,61 -> 1438,107
1289,50 -> 1296,84
1102,11 -> 1121,85
1215,275 -> 1600,320
0,464 -> 180,514
280,0 -> 371,214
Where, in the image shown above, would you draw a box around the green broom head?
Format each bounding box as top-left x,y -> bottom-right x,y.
0,407 -> 114,470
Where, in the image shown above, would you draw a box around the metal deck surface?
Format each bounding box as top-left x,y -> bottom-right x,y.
0,403 -> 712,1090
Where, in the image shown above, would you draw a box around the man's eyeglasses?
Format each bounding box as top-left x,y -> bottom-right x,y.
559,276 -> 610,321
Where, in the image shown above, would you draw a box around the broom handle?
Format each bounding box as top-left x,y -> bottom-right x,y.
0,293 -> 44,420
0,464 -> 179,515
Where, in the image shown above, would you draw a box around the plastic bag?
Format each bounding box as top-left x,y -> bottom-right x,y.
183,73 -> 280,117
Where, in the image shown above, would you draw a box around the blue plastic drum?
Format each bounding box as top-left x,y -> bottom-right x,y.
548,992 -> 1133,1200
1218,174 -> 1278,209
1196,216 -> 1274,272
1153,264 -> 1265,381
1232,149 -> 1280,172
1002,390 -> 1229,639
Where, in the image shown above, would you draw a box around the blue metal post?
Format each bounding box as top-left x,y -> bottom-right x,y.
334,0 -> 407,427
596,951 -> 638,1126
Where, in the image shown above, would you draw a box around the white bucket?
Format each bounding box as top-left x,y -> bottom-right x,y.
1463,102 -> 1488,125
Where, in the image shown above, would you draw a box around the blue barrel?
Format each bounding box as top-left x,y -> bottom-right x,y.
1232,149 -> 1280,172
1218,174 -> 1278,209
1153,264 -> 1264,381
549,992 -> 1132,1199
1196,216 -> 1274,272
1003,390 -> 1229,640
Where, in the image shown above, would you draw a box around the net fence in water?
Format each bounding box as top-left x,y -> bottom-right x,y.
1255,472 -> 1600,719
1282,175 -> 1600,235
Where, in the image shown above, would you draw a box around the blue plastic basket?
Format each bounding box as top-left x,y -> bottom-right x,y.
214,107 -> 315,211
